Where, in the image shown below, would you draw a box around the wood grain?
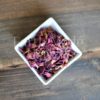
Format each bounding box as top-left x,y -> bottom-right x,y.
0,10 -> 100,69
0,55 -> 100,100
0,0 -> 100,99
0,0 -> 100,20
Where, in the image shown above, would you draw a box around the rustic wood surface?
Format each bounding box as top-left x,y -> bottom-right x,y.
0,0 -> 100,100
0,51 -> 100,100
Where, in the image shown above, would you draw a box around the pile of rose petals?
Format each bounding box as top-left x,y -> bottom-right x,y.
19,27 -> 77,80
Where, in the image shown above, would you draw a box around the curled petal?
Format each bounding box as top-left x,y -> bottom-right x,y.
26,53 -> 33,60
44,72 -> 52,78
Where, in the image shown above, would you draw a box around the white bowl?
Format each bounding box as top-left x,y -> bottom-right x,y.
15,17 -> 82,85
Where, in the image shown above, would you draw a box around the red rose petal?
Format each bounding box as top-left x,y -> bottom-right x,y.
20,27 -> 77,80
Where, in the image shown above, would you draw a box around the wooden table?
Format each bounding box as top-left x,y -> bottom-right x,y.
0,0 -> 100,100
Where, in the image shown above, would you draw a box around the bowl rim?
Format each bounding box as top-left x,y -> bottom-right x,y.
15,17 -> 82,85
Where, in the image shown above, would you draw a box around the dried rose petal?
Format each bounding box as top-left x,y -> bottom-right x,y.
20,27 -> 77,80
44,72 -> 52,78
45,52 -> 51,61
19,48 -> 24,53
30,62 -> 39,69
26,53 -> 33,60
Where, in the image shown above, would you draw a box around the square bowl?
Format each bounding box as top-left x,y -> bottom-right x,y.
15,17 -> 82,85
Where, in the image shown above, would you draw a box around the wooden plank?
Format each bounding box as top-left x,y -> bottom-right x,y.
0,0 -> 100,20
0,10 -> 100,69
0,54 -> 100,100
